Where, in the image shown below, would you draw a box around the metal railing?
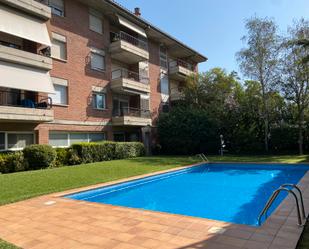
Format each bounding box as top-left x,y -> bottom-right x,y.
257,184 -> 306,226
196,153 -> 209,162
170,59 -> 194,71
113,107 -> 151,118
112,69 -> 149,84
110,31 -> 148,51
0,90 -> 53,109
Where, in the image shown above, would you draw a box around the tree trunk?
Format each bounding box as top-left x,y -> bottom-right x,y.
298,109 -> 304,155
261,83 -> 269,152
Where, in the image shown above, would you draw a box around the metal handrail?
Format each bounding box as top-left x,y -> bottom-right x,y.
197,153 -> 209,162
258,185 -> 306,226
111,69 -> 149,84
281,184 -> 306,220
170,59 -> 194,71
113,107 -> 151,118
110,31 -> 148,51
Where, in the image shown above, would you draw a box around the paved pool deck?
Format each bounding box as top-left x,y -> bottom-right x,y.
0,163 -> 309,249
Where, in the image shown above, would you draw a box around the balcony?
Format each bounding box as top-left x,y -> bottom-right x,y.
109,31 -> 149,64
169,59 -> 196,82
2,0 -> 51,20
0,90 -> 54,122
0,45 -> 52,71
112,107 -> 151,127
111,69 -> 150,95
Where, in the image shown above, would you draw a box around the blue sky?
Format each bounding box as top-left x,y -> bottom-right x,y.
116,0 -> 308,75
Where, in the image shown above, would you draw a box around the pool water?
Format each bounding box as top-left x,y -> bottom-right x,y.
66,163 -> 309,226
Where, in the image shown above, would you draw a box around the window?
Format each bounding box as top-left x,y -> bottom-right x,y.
89,9 -> 103,34
49,133 -> 68,147
49,132 -> 106,147
113,132 -> 125,142
49,77 -> 68,105
159,46 -> 168,69
0,133 -> 5,150
93,92 -> 106,110
90,48 -> 105,71
48,0 -> 64,17
7,133 -> 34,150
70,133 -> 88,145
51,33 -> 67,60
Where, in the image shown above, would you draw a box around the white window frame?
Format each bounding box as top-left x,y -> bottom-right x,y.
51,32 -> 67,61
0,131 -> 35,151
49,77 -> 68,106
92,92 -> 106,110
89,8 -> 103,34
48,0 -> 65,17
90,47 -> 105,72
49,132 -> 106,148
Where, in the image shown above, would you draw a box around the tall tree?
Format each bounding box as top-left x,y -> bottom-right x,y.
236,17 -> 281,152
281,19 -> 309,155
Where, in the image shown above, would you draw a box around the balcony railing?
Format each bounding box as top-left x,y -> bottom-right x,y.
0,90 -> 53,109
110,31 -> 148,51
171,59 -> 194,71
113,107 -> 151,118
112,69 -> 149,84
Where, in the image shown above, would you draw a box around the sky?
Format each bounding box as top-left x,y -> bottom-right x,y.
116,0 -> 309,75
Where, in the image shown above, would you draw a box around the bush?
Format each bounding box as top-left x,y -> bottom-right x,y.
23,145 -> 57,170
115,142 -> 145,159
0,152 -> 26,174
71,141 -> 145,164
55,148 -> 70,167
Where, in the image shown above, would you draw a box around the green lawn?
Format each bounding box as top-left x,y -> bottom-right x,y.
0,240 -> 19,249
0,156 -> 200,206
0,154 -> 308,249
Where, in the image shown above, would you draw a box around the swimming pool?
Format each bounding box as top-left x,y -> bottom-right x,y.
66,163 -> 309,226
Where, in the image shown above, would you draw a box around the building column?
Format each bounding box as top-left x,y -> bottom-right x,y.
36,128 -> 49,145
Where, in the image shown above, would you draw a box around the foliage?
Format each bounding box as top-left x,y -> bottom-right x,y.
71,141 -> 145,164
236,16 -> 282,152
23,145 -> 57,170
0,152 -> 25,174
158,105 -> 217,154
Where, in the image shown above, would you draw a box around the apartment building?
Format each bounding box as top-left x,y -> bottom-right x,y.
0,0 -> 207,152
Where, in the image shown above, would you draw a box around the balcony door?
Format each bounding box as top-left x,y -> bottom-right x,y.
113,98 -> 129,116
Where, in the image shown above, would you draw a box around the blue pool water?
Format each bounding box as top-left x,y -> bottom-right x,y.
66,163 -> 309,226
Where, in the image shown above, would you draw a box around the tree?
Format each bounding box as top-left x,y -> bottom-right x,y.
281,19 -> 309,155
236,17 -> 281,152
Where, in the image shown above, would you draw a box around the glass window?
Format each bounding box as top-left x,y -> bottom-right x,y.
70,133 -> 88,145
49,133 -> 68,147
7,133 -> 34,149
93,93 -> 106,110
49,84 -> 68,105
159,46 -> 168,69
0,133 -> 5,150
51,38 -> 66,60
91,52 -> 105,71
49,0 -> 64,17
113,133 -> 125,142
89,133 -> 105,142
89,13 -> 103,34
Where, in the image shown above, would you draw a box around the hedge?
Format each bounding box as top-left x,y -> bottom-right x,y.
0,142 -> 145,174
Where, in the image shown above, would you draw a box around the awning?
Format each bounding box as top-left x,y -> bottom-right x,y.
117,15 -> 147,38
0,61 -> 55,94
0,5 -> 51,46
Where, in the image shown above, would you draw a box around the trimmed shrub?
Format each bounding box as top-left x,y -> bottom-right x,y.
55,148 -> 70,167
23,145 -> 57,170
71,141 -> 145,164
0,152 -> 25,174
115,142 -> 145,159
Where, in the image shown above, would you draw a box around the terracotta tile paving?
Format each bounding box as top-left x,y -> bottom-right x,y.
1,166 -> 309,248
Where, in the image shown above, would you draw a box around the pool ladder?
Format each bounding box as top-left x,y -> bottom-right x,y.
258,184 -> 307,226
197,153 -> 209,162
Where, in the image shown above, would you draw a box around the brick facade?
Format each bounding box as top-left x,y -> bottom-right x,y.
0,0 -> 205,150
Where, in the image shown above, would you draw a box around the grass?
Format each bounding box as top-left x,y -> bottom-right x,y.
0,240 -> 19,249
0,156 -> 199,206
